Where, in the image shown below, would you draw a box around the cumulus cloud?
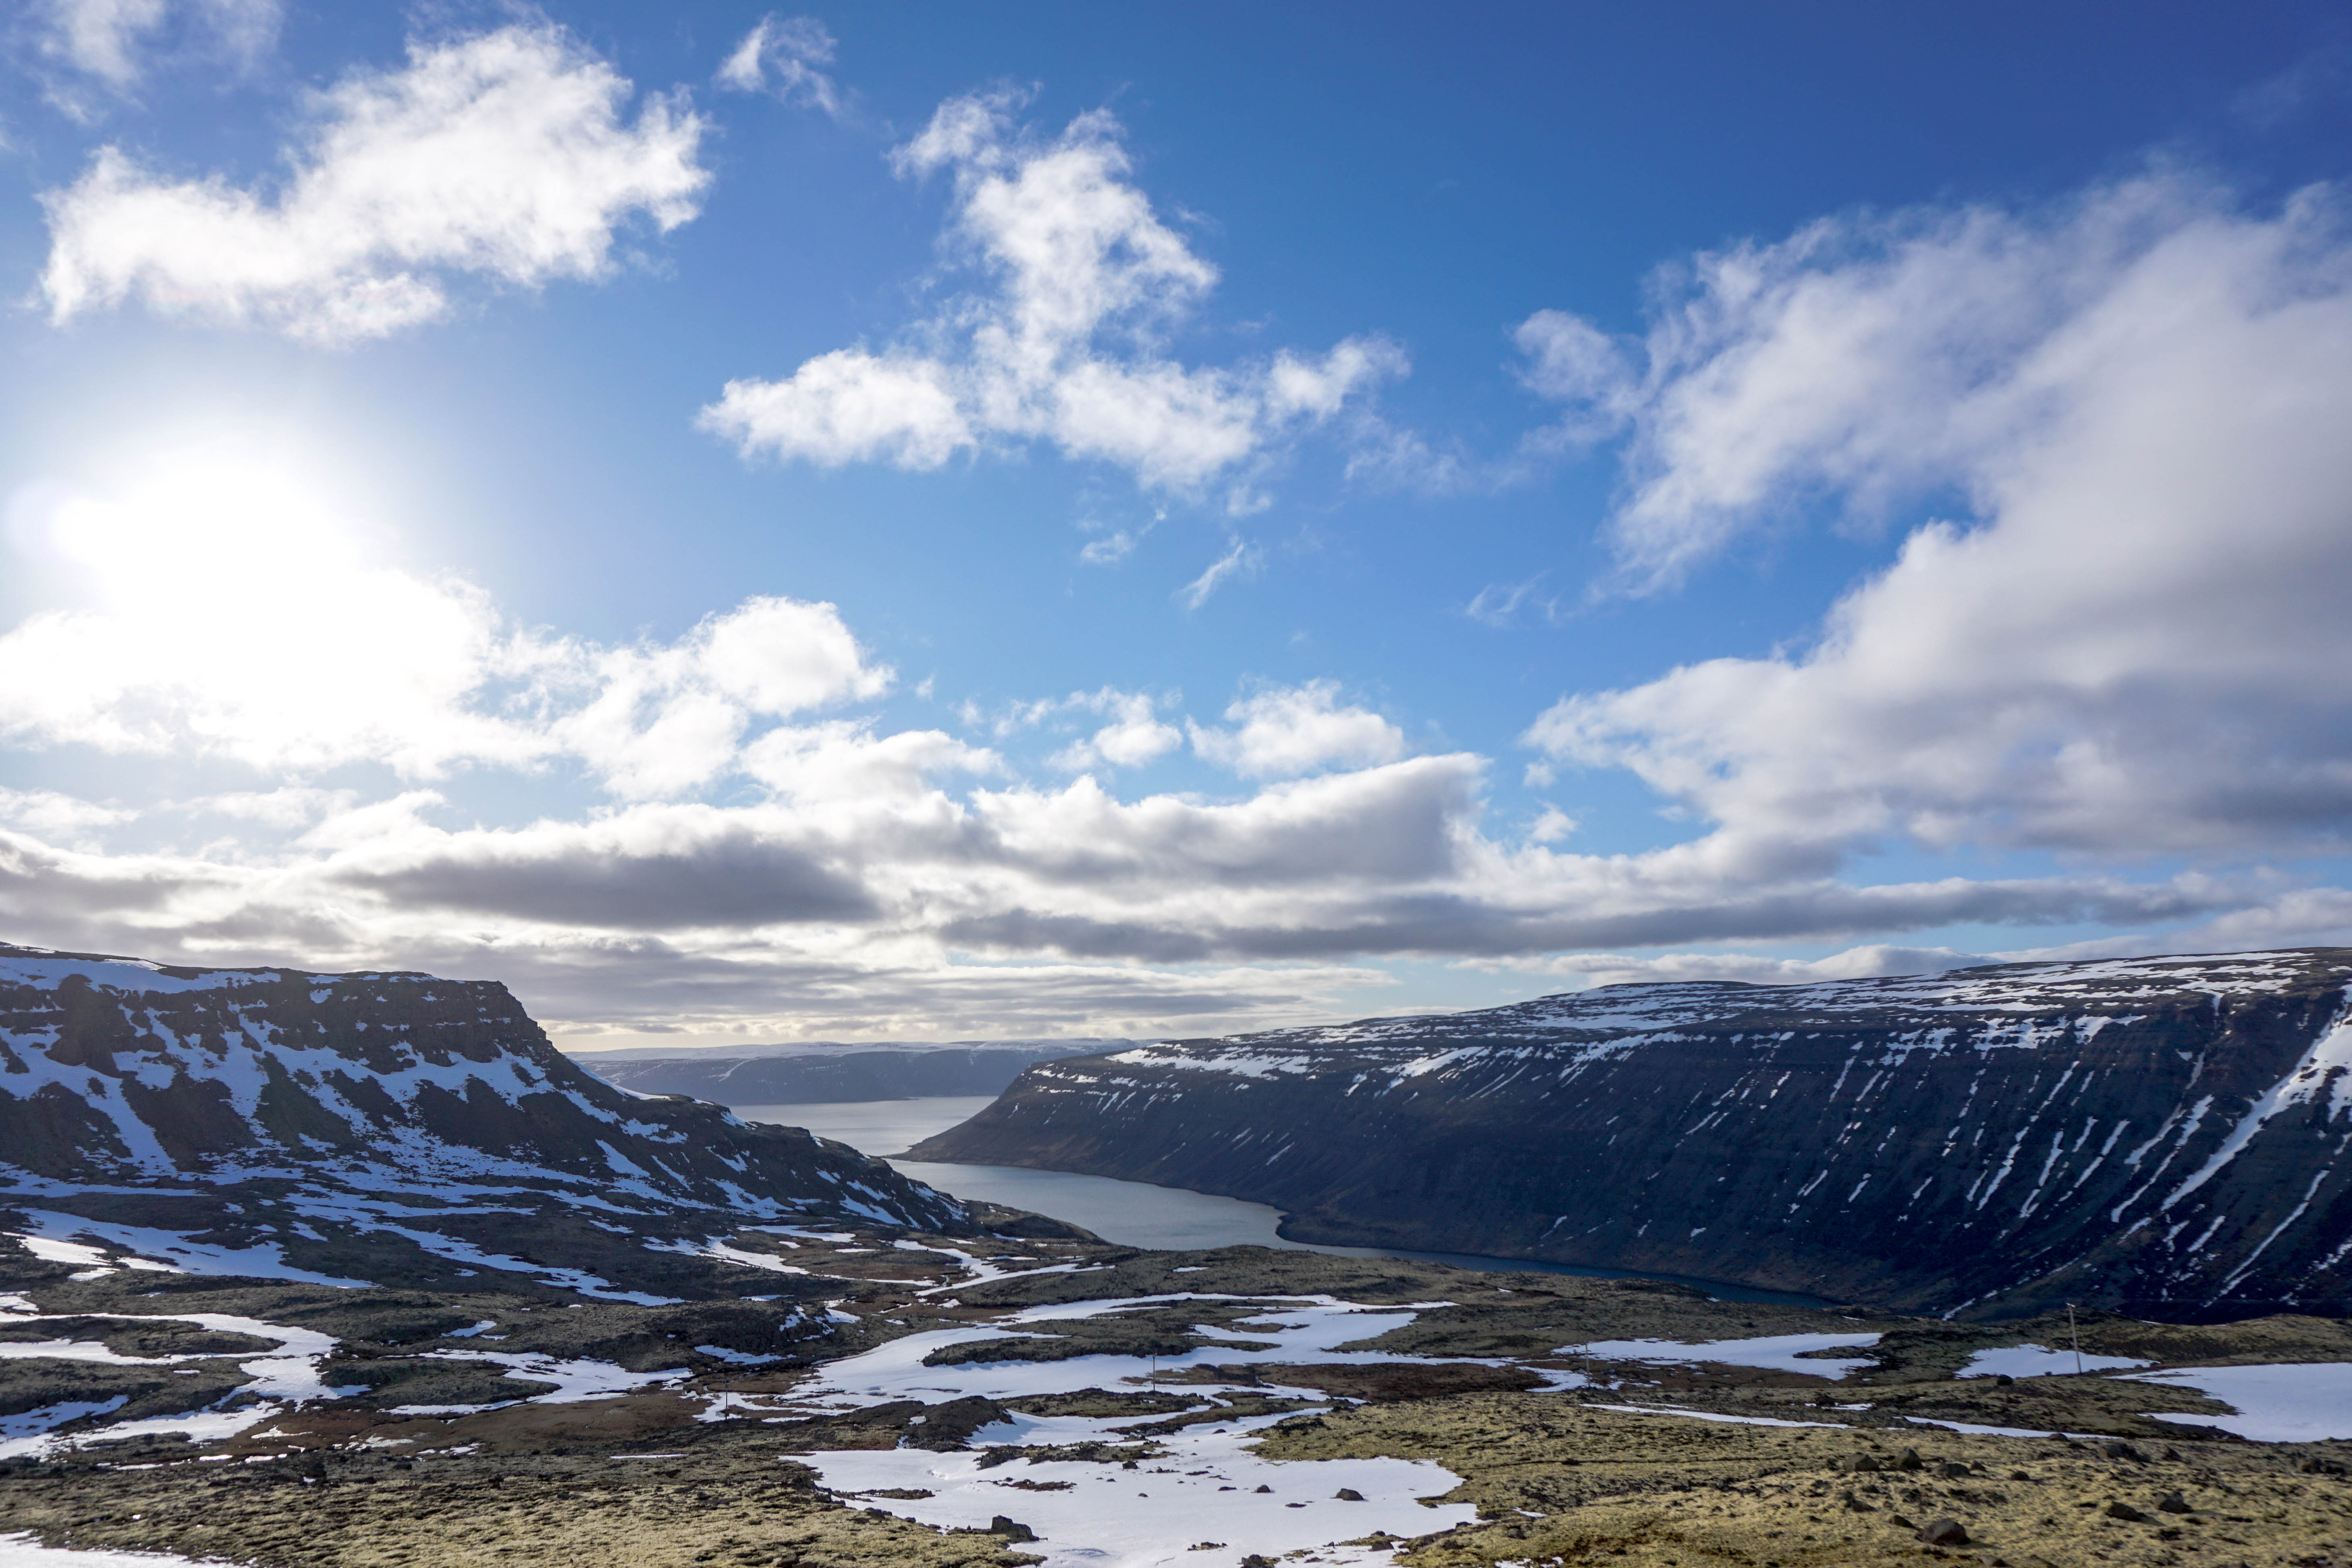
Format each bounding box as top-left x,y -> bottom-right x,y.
38,24 -> 708,342
1191,681 -> 1404,779
1032,690 -> 1184,773
700,93 -> 1404,497
714,14 -> 842,116
1526,172 -> 2352,865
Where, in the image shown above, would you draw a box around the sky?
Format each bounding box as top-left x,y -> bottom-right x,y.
3,1 -> 2352,1050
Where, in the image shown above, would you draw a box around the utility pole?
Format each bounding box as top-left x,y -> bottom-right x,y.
2067,1303 -> 2082,1376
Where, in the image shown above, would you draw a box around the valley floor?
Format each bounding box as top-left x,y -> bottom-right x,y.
4,1226 -> 2351,1568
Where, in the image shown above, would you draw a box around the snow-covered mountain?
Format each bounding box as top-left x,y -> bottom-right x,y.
0,944 -> 968,1299
909,949 -> 2352,1318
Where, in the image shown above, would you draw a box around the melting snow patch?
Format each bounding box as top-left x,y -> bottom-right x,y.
387,1351 -> 683,1414
1583,1404 -> 1840,1430
1560,1333 -> 1882,1378
2126,1363 -> 2352,1442
0,1534 -> 242,1567
807,1408 -> 1471,1568
1957,1344 -> 2152,1379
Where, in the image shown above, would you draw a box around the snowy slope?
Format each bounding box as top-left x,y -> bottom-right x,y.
0,944 -> 969,1299
912,949 -> 2352,1318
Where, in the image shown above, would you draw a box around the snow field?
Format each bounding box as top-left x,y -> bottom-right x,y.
775,1295 -> 1498,1568
2125,1363 -> 2352,1442
1955,1344 -> 2151,1379
0,1535 -> 237,1568
1556,1332 -> 1882,1377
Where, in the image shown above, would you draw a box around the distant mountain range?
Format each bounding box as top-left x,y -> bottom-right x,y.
908,949 -> 2352,1320
0,944 -> 977,1300
578,1039 -> 1127,1105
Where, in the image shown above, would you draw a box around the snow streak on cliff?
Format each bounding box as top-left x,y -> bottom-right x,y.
0,945 -> 967,1299
909,950 -> 2352,1318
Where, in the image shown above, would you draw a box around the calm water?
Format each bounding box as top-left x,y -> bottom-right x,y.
736,1097 -> 1829,1307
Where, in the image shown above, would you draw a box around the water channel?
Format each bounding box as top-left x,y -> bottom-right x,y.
734,1097 -> 1830,1307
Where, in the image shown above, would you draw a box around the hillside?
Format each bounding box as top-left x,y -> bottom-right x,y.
0,943 -> 971,1301
908,948 -> 2352,1319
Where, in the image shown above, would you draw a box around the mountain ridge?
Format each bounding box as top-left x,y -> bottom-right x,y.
0,942 -> 975,1300
907,947 -> 2352,1319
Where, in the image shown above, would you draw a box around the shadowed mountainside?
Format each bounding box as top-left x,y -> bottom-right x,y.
909,949 -> 2352,1319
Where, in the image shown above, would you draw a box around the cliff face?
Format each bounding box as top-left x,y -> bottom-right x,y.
907,950 -> 2352,1319
0,945 -> 968,1298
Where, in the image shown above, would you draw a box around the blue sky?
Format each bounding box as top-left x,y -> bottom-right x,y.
3,1 -> 2351,1048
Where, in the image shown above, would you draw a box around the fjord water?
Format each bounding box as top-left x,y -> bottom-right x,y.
733,1098 -> 1828,1307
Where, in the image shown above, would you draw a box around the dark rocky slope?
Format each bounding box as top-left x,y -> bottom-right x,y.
908,949 -> 2352,1319
0,943 -> 971,1299
580,1040 -> 1122,1105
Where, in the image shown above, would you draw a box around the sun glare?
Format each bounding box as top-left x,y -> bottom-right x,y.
6,439 -> 508,773
42,447 -> 368,609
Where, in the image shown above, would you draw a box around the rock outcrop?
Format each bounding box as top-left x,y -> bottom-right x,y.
0,944 -> 970,1297
907,949 -> 2352,1318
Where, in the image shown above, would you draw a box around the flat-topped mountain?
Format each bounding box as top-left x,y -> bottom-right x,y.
908,949 -> 2352,1319
0,944 -> 970,1299
580,1039 -> 1127,1105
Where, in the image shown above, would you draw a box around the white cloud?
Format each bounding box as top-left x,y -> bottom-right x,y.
35,0 -> 169,88
29,0 -> 277,113
1176,536 -> 1261,609
1078,527 -> 1145,565
1190,681 -> 1404,779
1503,943 -> 1987,987
38,24 -> 709,342
0,787 -> 132,847
178,787 -> 354,829
1464,573 -> 1560,628
1041,690 -> 1184,772
1526,173 -> 2352,864
700,93 -> 1404,497
714,14 -> 842,117
702,349 -> 972,467
1527,806 -> 1577,844
548,597 -> 897,798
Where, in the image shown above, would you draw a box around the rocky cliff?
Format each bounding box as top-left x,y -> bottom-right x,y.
907,949 -> 2352,1319
0,944 -> 971,1299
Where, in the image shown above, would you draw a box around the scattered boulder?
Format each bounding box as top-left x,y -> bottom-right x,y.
2101,1441 -> 2145,1462
2156,1491 -> 2192,1515
1894,1447 -> 1924,1471
2105,1500 -> 2153,1523
1335,1488 -> 1365,1501
988,1516 -> 1038,1543
1838,1454 -> 1882,1473
1916,1519 -> 1970,1547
